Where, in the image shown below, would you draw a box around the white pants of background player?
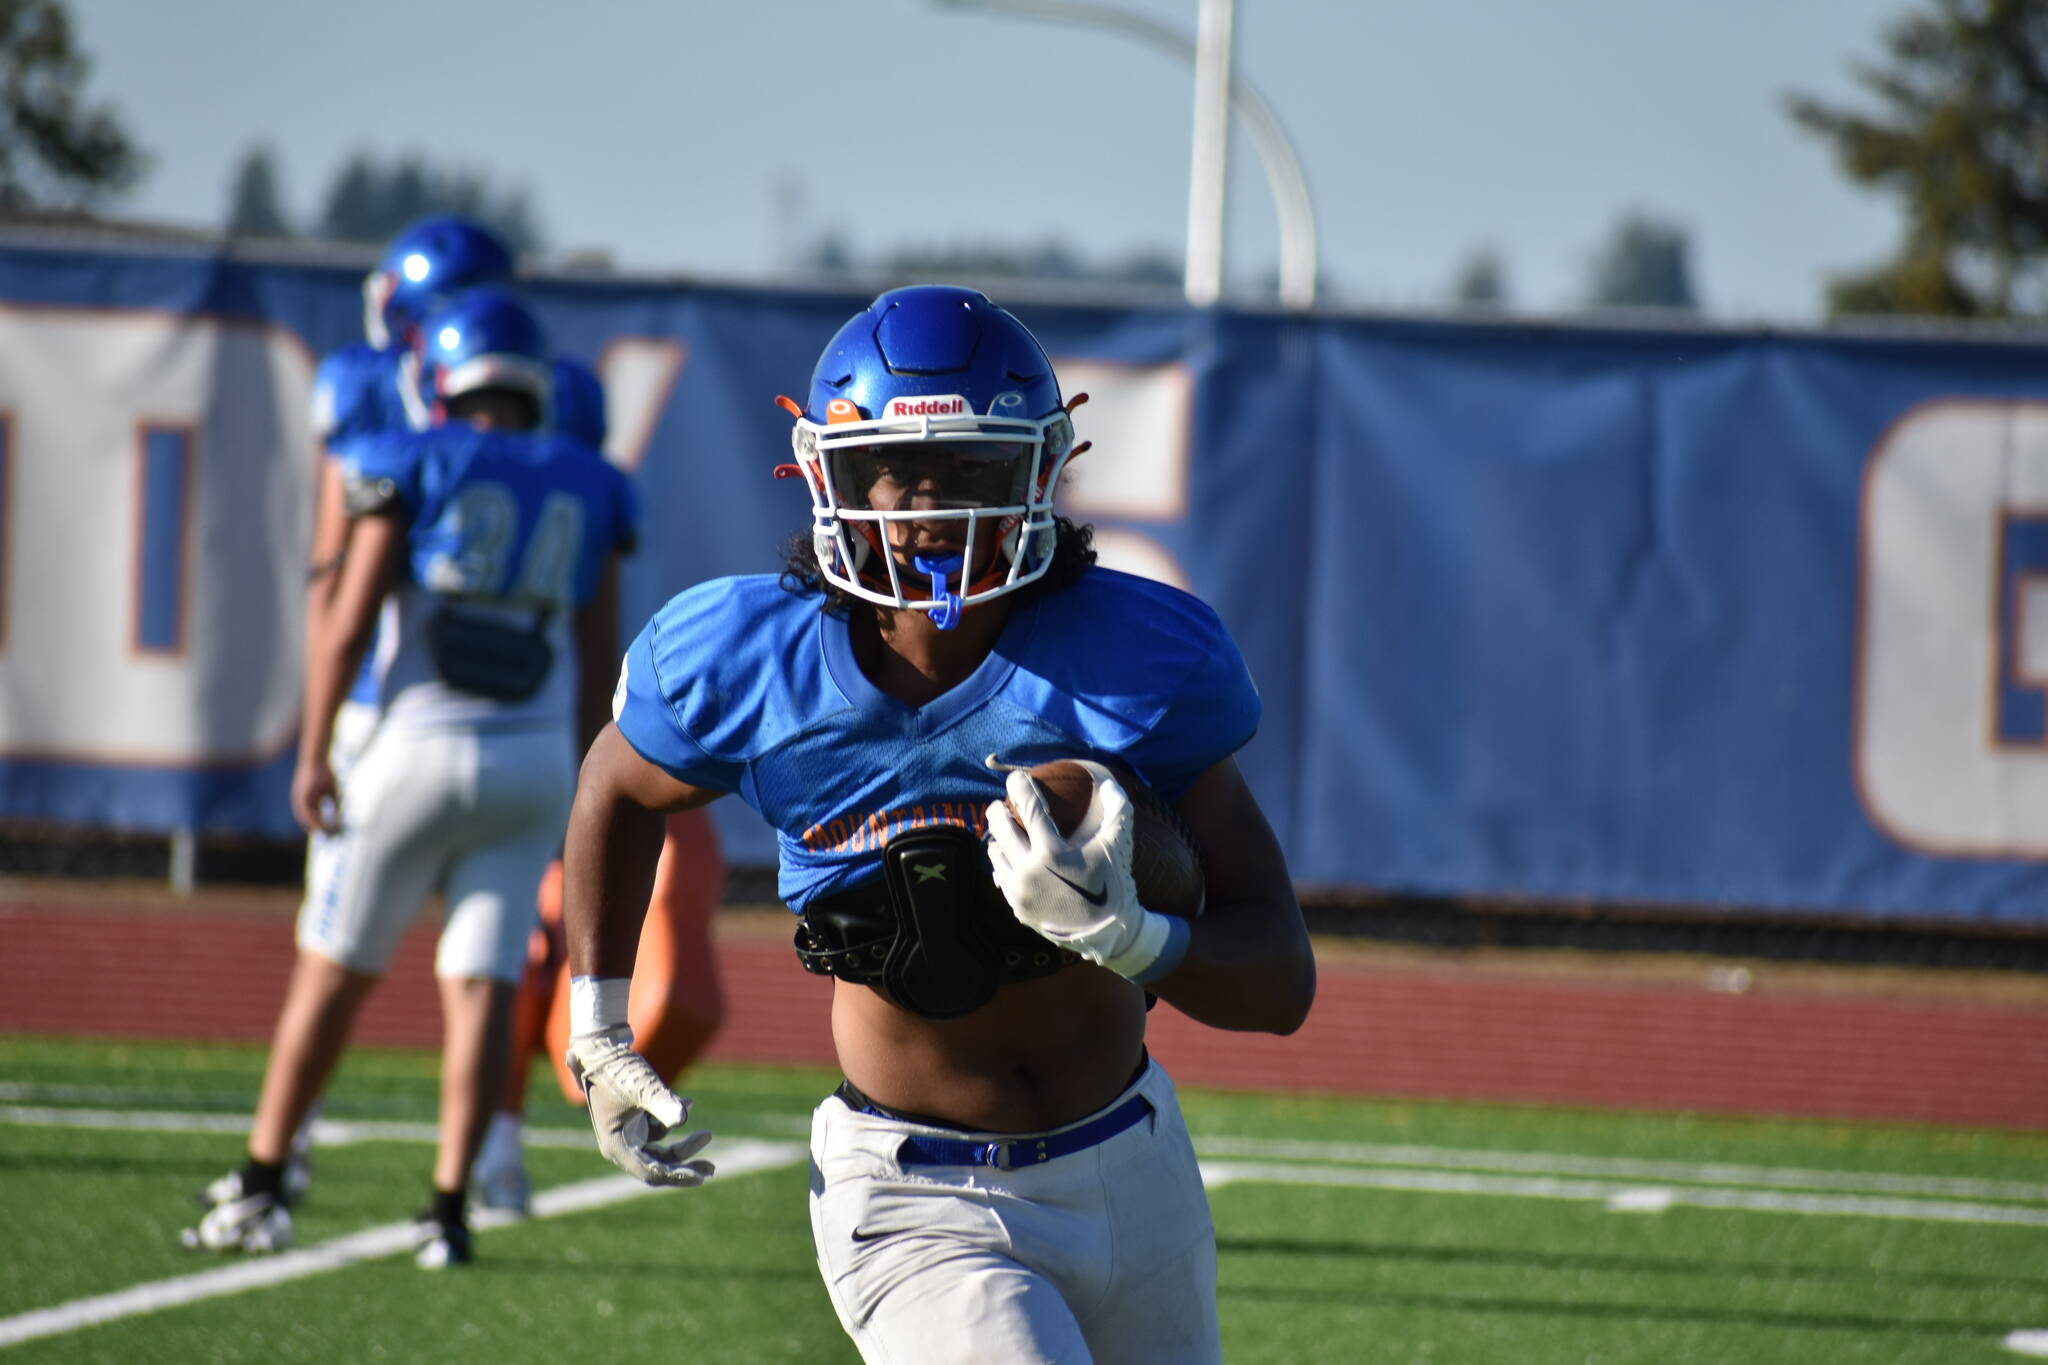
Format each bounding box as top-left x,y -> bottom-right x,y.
298,706 -> 575,983
809,1058 -> 1221,1365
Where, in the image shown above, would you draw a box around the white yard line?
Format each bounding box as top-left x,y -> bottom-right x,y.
9,1101 -> 2042,1207
0,1105 -> 627,1150
1191,1136 -> 2048,1203
4,1105 -> 256,1135
0,1139 -> 805,1351
0,1083 -> 191,1103
1198,1159 -> 2048,1227
4,1101 -> 2044,1350
0,1103 -> 813,1146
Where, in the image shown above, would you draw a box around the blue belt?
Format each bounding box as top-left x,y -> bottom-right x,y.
888,1093 -> 1153,1171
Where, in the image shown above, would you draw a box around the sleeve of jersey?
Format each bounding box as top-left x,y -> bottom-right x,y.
336,434 -> 423,519
310,349 -> 386,448
611,611 -> 745,794
1130,602 -> 1263,802
308,353 -> 354,444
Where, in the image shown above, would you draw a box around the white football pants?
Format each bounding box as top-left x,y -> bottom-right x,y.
297,710 -> 574,983
808,1058 -> 1221,1365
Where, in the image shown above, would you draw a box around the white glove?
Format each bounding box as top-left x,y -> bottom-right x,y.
984,762 -> 1188,984
565,979 -> 714,1188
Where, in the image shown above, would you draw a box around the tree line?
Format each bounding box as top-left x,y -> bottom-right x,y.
223,145 -> 543,257
5,0 -> 2046,317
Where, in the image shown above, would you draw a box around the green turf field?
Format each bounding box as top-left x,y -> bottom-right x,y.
3,1034 -> 2046,1363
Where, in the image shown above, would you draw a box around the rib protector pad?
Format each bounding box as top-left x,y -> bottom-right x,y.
877,826 -> 1001,1019
792,824 -> 1078,1019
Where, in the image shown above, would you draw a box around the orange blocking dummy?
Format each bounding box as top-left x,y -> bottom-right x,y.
511,808 -> 726,1107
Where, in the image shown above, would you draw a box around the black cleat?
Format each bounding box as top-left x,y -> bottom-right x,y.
412,1211 -> 474,1269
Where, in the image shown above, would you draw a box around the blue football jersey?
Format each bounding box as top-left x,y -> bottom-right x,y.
315,346 -> 609,450
338,427 -> 639,730
315,345 -> 615,706
313,343 -> 421,708
614,568 -> 1260,909
552,355 -> 607,449
309,343 -> 414,450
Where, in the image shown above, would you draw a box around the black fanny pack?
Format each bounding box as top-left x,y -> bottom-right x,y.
794,824 -> 1078,1020
423,604 -> 555,702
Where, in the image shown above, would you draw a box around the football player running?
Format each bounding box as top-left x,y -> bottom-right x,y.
563,285 -> 1315,1361
188,288 -> 638,1268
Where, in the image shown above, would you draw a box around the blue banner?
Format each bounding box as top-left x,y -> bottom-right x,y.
4,234 -> 2047,925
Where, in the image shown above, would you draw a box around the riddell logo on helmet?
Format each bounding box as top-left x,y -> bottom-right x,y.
883,395 -> 969,418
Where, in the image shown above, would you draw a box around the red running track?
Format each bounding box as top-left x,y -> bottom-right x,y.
3,902 -> 2045,1131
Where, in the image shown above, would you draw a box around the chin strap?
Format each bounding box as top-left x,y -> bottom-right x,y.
913,554 -> 966,630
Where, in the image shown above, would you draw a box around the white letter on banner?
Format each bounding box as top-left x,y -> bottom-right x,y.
0,305 -> 317,765
1857,399 -> 2048,857
595,338 -> 686,473
1048,358 -> 1193,590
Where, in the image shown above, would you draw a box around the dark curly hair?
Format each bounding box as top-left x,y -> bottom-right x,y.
779,516 -> 1099,617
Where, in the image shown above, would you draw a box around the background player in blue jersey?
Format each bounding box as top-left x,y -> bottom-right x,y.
470,343 -> 733,1218
306,217 -> 601,603
308,215 -> 515,461
559,285 -> 1316,1362
295,217 -> 727,1215
187,288 -> 638,1268
245,215 -> 517,1206
549,351 -> 607,448
285,215 -> 516,1206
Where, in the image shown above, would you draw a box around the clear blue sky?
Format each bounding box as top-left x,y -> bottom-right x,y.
69,0 -> 1909,320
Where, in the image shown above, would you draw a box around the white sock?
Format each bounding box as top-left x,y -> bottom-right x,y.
478,1112 -> 524,1168
290,1099 -> 323,1160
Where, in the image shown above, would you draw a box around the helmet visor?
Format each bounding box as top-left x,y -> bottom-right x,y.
828,441 -> 1036,513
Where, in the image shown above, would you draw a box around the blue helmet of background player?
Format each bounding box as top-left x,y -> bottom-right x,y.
412,286 -> 552,429
551,356 -> 608,449
780,285 -> 1084,626
363,216 -> 517,350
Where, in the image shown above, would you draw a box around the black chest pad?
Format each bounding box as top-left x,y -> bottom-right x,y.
794,824 -> 1077,1020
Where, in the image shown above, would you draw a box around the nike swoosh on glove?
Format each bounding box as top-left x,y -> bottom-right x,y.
565,1025 -> 716,1187
983,762 -> 1160,969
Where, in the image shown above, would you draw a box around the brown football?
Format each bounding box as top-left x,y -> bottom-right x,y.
1007,759 -> 1206,919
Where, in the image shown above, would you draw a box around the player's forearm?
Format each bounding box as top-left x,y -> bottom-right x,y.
562,771 -> 669,980
303,572 -> 338,646
296,617 -> 372,762
300,513 -> 399,761
1146,894 -> 1317,1034
302,459 -> 349,635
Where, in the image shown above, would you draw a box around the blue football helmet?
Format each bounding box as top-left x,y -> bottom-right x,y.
783,285 -> 1081,625
551,356 -> 608,449
411,286 -> 552,428
362,216 -> 516,349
